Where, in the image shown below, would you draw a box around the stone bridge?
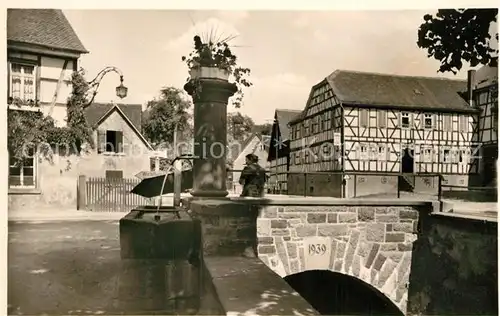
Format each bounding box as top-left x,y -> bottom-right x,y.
255,201 -> 420,313
187,197 -> 497,316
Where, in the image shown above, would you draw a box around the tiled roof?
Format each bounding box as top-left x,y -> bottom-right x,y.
7,9 -> 88,53
291,69 -> 478,124
275,109 -> 301,140
325,70 -> 474,112
85,103 -> 143,132
475,66 -> 498,89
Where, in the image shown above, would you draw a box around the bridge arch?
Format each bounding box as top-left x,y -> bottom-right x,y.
256,204 -> 420,314
260,240 -> 412,314
284,269 -> 404,315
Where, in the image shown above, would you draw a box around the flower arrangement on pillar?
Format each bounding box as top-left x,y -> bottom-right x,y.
182,35 -> 252,108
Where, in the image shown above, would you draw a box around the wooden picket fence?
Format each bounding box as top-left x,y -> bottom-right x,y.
82,176 -> 152,212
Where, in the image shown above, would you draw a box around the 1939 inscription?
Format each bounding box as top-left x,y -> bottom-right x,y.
304,237 -> 332,270
308,243 -> 327,255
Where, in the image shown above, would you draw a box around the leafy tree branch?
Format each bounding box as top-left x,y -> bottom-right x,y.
417,9 -> 498,73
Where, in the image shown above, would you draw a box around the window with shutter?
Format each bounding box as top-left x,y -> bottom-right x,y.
359,109 -> 369,128
459,116 -> 468,132
97,130 -> 106,154
377,111 -> 387,128
98,130 -> 125,154
443,115 -> 452,131
115,131 -> 123,153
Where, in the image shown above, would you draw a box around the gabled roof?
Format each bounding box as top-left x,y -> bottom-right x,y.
275,109 -> 301,140
7,9 -> 88,54
290,69 -> 478,124
228,132 -> 270,163
327,70 -> 476,112
85,103 -> 152,150
85,103 -> 143,132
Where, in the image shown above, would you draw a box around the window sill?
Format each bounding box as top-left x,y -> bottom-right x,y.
8,187 -> 42,195
8,104 -> 41,112
101,152 -> 126,157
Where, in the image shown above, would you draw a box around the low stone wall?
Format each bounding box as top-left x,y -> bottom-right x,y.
201,256 -> 319,315
407,212 -> 498,316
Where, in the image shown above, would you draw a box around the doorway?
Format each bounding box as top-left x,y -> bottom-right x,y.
401,148 -> 414,173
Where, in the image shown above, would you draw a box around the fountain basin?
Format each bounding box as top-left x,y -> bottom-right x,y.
119,206 -> 201,261
118,206 -> 203,314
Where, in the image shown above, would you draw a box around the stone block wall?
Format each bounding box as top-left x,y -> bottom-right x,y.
407,212 -> 498,316
256,202 -> 427,314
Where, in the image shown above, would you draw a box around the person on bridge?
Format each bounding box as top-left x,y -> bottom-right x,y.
239,153 -> 267,197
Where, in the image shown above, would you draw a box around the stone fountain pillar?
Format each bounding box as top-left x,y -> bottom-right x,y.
184,75 -> 237,198
184,71 -> 258,259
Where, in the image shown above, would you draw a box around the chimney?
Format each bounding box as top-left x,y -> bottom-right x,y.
467,69 -> 476,106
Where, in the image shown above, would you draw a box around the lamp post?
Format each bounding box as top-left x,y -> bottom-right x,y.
85,66 -> 128,107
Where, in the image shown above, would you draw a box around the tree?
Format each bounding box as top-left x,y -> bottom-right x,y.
142,87 -> 192,149
254,123 -> 273,136
227,112 -> 255,142
417,9 -> 498,73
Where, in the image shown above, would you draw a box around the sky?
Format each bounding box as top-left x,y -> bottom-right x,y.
62,9 -> 498,124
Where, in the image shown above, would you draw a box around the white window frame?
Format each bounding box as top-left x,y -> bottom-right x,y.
442,148 -> 452,164
359,109 -> 369,128
359,143 -> 369,161
401,112 -> 411,129
458,148 -> 470,165
9,61 -> 37,102
98,130 -> 124,154
377,144 -> 387,161
9,151 -> 37,189
423,113 -> 434,130
422,146 -> 434,163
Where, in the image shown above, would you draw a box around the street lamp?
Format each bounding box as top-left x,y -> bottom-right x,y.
85,66 -> 128,107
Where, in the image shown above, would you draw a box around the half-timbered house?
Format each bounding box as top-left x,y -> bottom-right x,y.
469,66 -> 498,187
287,69 -> 480,198
267,109 -> 301,193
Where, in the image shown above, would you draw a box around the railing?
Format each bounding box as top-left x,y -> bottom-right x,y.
226,169 -> 445,200
440,185 -> 497,203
